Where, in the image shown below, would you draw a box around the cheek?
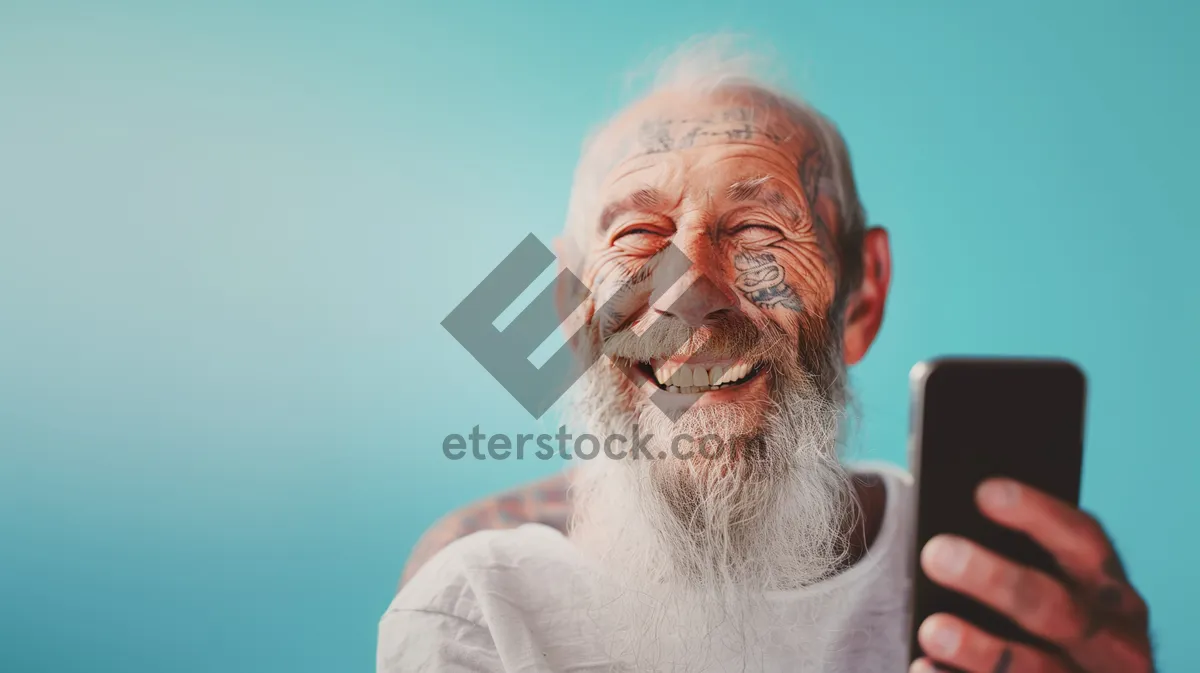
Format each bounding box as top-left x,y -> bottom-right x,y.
774,245 -> 836,305
588,256 -> 654,336
585,249 -> 637,308
723,243 -> 834,315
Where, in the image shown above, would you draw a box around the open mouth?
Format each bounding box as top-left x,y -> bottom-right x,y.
635,359 -> 765,394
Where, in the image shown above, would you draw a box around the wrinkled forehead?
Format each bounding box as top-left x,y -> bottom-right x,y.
587,88 -> 818,179
561,87 -> 837,265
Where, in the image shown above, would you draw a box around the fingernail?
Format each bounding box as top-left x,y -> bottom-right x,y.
909,659 -> 937,673
979,479 -> 1019,509
927,537 -> 970,577
925,621 -> 962,656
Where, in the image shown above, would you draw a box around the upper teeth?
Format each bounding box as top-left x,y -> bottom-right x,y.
652,361 -> 754,389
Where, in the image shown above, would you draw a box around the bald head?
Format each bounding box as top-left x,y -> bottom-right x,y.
563,74 -> 867,320
594,87 -> 814,166
553,37 -> 892,468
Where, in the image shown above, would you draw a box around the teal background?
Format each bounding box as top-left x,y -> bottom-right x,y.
1,1 -> 1196,671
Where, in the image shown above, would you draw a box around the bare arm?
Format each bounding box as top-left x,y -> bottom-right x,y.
398,471 -> 574,590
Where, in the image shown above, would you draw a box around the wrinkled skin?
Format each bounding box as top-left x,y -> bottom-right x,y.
558,88 -> 1155,673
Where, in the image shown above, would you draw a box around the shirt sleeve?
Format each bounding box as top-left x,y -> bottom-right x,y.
377,607 -> 504,673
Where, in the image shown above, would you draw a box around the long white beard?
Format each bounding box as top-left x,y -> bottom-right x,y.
563,359 -> 857,670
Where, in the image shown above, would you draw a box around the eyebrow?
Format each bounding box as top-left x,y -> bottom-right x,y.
727,176 -> 804,223
727,175 -> 773,202
598,187 -> 667,233
597,179 -> 806,233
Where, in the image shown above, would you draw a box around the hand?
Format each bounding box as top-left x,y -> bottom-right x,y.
911,478 -> 1153,673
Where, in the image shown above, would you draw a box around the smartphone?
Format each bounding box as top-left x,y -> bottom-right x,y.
907,357 -> 1087,665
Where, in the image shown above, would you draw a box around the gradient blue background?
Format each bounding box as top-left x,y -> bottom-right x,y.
1,1 -> 1196,671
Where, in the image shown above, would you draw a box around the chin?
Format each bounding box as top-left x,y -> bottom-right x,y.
632,391 -> 775,490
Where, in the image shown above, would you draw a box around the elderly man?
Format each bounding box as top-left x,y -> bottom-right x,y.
379,40 -> 1154,673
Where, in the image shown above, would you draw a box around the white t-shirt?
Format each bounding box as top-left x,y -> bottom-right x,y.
378,463 -> 914,672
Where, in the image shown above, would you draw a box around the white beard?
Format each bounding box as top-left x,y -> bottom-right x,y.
564,358 -> 857,670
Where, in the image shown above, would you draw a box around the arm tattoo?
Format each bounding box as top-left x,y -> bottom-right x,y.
398,473 -> 572,589
733,251 -> 804,311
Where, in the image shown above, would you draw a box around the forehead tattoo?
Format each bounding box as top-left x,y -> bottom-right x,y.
632,107 -> 793,156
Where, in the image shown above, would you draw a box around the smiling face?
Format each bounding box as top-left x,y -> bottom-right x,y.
565,87 -> 862,447
564,84 -> 892,649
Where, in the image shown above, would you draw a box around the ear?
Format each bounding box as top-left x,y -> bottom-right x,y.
842,227 -> 892,365
553,236 -> 593,354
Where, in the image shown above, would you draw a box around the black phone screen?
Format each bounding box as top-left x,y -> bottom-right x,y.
908,358 -> 1087,663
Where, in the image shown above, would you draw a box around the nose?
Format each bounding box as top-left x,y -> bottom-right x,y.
649,229 -> 739,325
654,269 -> 737,325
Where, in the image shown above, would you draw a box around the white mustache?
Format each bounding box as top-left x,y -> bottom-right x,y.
600,312 -> 779,363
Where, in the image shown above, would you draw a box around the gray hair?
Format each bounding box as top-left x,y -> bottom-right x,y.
563,35 -> 868,310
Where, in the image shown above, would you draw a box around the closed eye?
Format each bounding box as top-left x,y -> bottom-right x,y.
615,227 -> 660,238
730,222 -> 782,235
611,222 -> 672,244
729,223 -> 785,246
610,223 -> 672,254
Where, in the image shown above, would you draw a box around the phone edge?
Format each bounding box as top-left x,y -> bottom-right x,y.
903,360 -> 935,664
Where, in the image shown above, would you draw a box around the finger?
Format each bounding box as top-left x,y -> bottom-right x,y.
907,657 -> 933,672
922,534 -> 1089,644
1068,626 -> 1157,673
917,613 -> 1071,673
975,479 -> 1150,621
908,656 -> 956,672
975,478 -> 1113,580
